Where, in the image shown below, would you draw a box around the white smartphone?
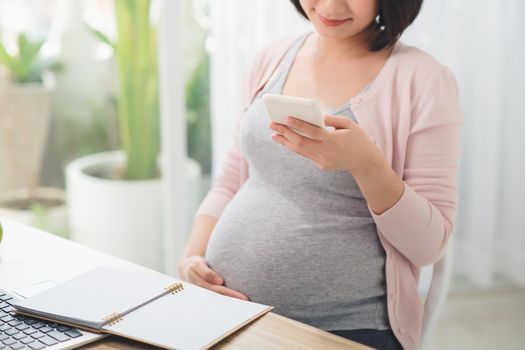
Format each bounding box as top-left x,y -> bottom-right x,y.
261,93 -> 328,137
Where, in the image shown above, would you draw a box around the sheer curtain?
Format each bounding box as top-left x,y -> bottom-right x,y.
209,0 -> 525,288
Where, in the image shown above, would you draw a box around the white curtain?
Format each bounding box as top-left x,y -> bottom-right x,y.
209,0 -> 525,288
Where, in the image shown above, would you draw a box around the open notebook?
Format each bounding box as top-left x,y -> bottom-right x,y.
12,266 -> 272,350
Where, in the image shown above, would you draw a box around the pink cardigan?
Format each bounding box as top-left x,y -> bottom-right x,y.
195,32 -> 464,350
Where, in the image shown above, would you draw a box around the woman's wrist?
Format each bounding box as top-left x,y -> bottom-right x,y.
352,154 -> 405,216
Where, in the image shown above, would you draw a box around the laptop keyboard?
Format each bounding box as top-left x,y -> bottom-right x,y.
0,289 -> 84,349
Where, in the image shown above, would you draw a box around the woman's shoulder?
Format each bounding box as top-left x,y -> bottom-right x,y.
391,41 -> 452,81
389,41 -> 459,98
387,42 -> 463,126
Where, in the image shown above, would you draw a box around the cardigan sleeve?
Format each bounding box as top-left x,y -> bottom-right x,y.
193,49 -> 266,221
368,66 -> 464,267
193,112 -> 246,220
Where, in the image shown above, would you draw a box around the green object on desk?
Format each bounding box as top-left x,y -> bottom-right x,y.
0,221 -> 3,244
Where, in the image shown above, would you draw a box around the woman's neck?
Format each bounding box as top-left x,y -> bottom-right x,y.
310,31 -> 371,62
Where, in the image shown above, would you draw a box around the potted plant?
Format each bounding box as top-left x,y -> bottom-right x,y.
0,33 -> 67,235
65,0 -> 201,272
0,32 -> 58,192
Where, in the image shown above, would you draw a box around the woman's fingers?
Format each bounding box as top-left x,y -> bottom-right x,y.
285,117 -> 326,140
271,133 -> 313,160
194,260 -> 224,285
187,269 -> 249,301
269,122 -> 302,144
180,256 -> 249,301
323,114 -> 354,130
209,285 -> 250,301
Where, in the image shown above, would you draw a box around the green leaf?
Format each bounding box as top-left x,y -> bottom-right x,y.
84,21 -> 115,48
0,221 -> 3,244
0,32 -> 48,83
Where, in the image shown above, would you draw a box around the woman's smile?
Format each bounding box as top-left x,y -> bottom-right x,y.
316,11 -> 351,27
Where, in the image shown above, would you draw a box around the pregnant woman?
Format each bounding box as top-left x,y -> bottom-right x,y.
178,1 -> 463,349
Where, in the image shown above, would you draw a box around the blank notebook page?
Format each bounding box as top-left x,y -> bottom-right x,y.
104,282 -> 271,350
14,266 -> 176,329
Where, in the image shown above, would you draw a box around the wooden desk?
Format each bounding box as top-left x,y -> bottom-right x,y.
0,219 -> 371,350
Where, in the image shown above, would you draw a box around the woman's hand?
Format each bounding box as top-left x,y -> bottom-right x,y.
177,255 -> 249,301
269,115 -> 383,176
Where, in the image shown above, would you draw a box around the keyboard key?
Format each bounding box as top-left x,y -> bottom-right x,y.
22,328 -> 36,335
5,329 -> 18,336
56,326 -> 71,332
29,333 -> 44,340
47,323 -> 58,329
1,338 -> 16,346
0,334 -> 9,341
12,334 -> 25,340
29,323 -> 44,330
38,336 -> 57,346
7,321 -> 21,327
10,342 -> 25,350
15,325 -> 28,331
3,307 -> 15,314
22,320 -> 36,326
27,341 -> 45,350
19,337 -> 34,345
1,315 -> 14,322
64,329 -> 82,338
0,303 -> 9,309
0,324 -> 10,331
47,331 -> 70,342
37,327 -> 52,334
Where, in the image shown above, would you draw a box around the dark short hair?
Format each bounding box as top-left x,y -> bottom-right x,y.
289,0 -> 423,51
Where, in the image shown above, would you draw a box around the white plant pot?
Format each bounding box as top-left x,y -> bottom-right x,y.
65,151 -> 202,272
0,80 -> 54,193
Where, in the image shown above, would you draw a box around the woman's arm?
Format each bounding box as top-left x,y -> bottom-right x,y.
361,67 -> 464,267
352,158 -> 405,217
179,214 -> 218,259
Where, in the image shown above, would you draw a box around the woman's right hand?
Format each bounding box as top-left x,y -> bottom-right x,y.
177,255 -> 249,301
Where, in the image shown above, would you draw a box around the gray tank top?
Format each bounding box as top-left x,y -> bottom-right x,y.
205,31 -> 390,331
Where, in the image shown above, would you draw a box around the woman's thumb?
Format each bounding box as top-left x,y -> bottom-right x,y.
324,115 -> 354,130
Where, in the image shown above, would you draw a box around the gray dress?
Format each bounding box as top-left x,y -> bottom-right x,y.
205,31 -> 390,331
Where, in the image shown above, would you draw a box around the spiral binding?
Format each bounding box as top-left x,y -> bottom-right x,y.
164,282 -> 184,294
102,283 -> 184,327
103,312 -> 123,326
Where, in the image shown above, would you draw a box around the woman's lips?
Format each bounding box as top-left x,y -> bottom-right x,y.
317,12 -> 350,27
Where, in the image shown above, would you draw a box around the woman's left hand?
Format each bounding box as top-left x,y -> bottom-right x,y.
269,115 -> 383,176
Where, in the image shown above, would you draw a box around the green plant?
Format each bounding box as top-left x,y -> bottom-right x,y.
90,0 -> 160,180
0,221 -> 3,244
0,33 -> 60,83
186,51 -> 212,175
